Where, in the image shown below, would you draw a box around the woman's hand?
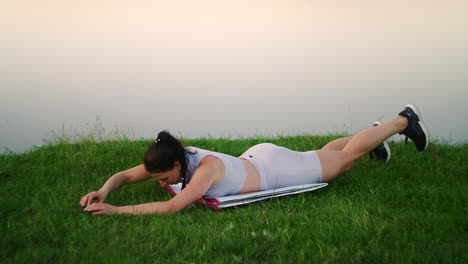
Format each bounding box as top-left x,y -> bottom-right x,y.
84,203 -> 119,215
80,191 -> 106,207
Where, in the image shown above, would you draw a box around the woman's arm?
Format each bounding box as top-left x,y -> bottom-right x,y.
80,164 -> 151,207
117,175 -> 210,215
99,165 -> 151,195
119,159 -> 220,215
85,157 -> 222,215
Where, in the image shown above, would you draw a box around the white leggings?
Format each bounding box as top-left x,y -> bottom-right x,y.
239,143 -> 323,191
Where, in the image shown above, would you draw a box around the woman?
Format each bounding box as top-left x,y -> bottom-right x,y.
80,104 -> 428,215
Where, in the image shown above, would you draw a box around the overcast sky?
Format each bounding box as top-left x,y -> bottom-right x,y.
1,1 -> 467,152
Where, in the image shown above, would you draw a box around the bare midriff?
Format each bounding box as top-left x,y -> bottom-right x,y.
238,158 -> 261,193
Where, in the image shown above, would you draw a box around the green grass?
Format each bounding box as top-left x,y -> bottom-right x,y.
1,135 -> 467,263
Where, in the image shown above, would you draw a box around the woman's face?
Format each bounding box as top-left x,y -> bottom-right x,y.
150,161 -> 181,187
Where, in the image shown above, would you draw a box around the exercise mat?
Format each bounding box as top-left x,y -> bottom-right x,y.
166,183 -> 328,210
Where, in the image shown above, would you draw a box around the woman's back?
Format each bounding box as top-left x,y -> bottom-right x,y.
185,147 -> 246,196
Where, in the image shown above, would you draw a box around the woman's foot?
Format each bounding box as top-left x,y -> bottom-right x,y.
369,121 -> 391,162
398,104 -> 429,151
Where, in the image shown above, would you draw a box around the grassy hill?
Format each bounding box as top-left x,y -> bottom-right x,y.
1,135 -> 467,263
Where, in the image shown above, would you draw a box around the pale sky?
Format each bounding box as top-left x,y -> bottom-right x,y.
1,1 -> 467,152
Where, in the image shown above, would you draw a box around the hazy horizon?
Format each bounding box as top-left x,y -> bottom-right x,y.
1,1 -> 467,153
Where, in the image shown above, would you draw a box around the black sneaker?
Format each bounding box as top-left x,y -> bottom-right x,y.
369,121 -> 391,162
398,104 -> 429,151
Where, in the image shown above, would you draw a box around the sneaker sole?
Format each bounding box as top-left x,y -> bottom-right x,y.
372,121 -> 391,162
404,104 -> 430,150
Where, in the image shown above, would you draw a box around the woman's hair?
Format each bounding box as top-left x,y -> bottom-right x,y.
143,130 -> 193,181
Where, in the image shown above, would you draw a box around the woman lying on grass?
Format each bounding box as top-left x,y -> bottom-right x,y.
80,104 -> 429,215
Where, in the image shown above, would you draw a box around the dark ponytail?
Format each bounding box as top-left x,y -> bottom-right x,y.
144,130 -> 193,189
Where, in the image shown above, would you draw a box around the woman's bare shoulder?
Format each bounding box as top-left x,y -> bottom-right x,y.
194,155 -> 225,186
199,155 -> 223,168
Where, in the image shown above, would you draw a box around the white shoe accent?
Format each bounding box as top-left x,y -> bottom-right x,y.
372,121 -> 391,162
381,140 -> 391,162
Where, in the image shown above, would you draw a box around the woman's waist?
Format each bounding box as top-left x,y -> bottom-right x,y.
239,157 -> 261,193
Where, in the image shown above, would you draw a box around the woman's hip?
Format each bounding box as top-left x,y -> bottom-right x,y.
240,143 -> 323,190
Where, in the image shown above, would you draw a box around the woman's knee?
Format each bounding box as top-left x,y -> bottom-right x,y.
316,150 -> 355,182
321,136 -> 353,151
341,159 -> 355,172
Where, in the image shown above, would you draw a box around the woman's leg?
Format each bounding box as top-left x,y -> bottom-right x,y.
341,116 -> 407,160
317,104 -> 428,182
317,116 -> 408,182
321,123 -> 391,162
321,136 -> 353,150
